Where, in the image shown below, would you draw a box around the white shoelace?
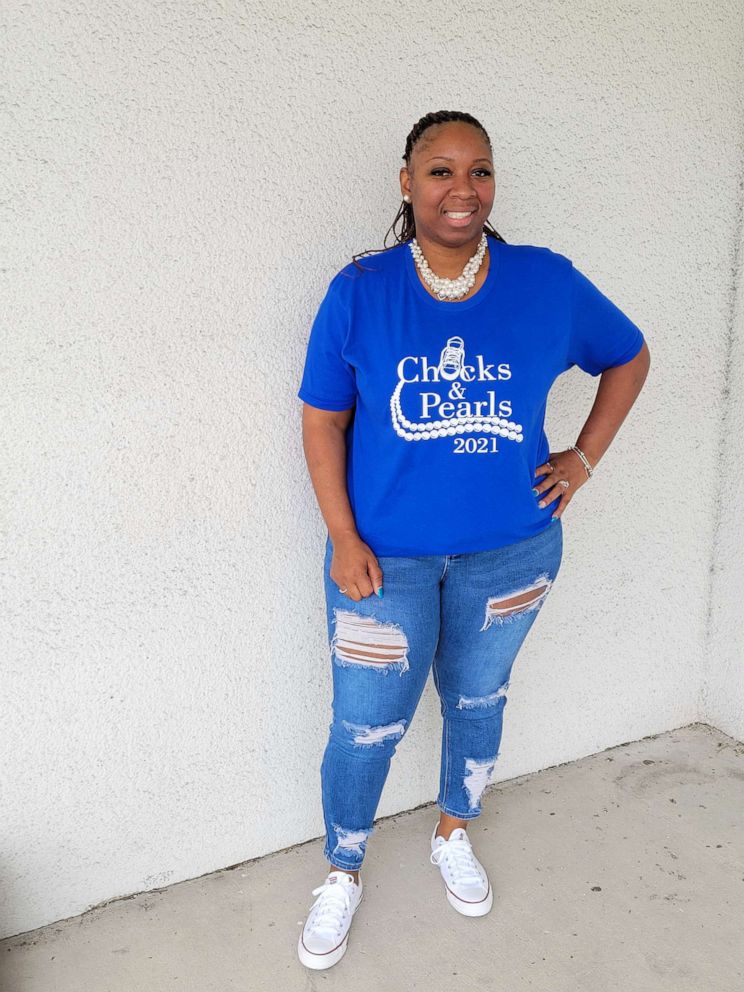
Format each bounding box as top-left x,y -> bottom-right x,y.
430,835 -> 484,885
307,877 -> 354,935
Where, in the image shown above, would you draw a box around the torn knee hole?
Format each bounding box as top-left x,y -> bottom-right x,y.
331,609 -> 410,674
456,681 -> 509,709
342,718 -> 407,746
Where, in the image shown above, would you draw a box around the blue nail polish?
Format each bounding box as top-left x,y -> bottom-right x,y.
551,516 -> 559,523
532,488 -> 539,495
377,587 -> 383,597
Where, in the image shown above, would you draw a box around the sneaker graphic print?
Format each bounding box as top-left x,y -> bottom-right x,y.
390,335 -> 524,452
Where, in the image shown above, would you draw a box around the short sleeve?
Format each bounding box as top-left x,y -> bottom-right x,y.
567,263 -> 645,376
297,274 -> 357,411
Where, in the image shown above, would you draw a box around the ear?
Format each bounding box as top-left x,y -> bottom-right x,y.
399,165 -> 410,198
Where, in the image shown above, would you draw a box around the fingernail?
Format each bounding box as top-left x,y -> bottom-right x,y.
376,587 -> 383,597
538,500 -> 545,508
532,487 -> 539,495
551,516 -> 559,522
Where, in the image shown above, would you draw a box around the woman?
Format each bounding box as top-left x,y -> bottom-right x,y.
295,110 -> 650,970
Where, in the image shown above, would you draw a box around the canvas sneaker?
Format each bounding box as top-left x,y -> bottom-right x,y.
429,824 -> 493,916
297,869 -> 364,970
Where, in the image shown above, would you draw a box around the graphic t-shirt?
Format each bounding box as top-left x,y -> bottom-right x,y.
297,235 -> 645,556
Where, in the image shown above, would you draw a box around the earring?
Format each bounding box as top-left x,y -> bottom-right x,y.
403,194 -> 411,203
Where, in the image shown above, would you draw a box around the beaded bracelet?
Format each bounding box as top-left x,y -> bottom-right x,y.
569,444 -> 594,478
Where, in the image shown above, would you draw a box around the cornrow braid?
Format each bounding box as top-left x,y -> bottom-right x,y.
351,110 -> 506,270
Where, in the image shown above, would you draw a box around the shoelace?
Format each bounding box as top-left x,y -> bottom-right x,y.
430,835 -> 484,886
439,337 -> 465,378
307,877 -> 354,935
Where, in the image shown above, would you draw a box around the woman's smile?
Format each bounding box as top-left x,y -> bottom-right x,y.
442,208 -> 478,227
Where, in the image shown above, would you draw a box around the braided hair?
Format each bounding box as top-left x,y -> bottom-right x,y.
351,110 -> 506,270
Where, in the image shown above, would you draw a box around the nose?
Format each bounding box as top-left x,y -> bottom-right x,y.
451,175 -> 478,199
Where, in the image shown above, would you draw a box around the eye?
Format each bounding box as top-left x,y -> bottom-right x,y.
430,168 -> 492,177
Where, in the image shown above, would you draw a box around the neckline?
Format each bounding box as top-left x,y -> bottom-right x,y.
404,233 -> 501,310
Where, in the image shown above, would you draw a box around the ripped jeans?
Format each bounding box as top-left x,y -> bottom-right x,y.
319,518 -> 563,871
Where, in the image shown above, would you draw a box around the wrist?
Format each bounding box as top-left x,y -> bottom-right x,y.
329,525 -> 359,543
569,443 -> 595,478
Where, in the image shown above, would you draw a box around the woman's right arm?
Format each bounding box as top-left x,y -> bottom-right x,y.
301,403 -> 383,600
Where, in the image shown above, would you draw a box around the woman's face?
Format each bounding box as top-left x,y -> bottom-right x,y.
400,122 -> 495,247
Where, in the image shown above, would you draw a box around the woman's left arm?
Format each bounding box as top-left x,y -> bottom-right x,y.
534,340 -> 651,519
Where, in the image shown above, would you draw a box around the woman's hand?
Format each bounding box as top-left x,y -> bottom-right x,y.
533,449 -> 591,520
330,533 -> 384,602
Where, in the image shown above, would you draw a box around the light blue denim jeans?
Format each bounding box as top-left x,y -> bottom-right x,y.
319,518 -> 563,871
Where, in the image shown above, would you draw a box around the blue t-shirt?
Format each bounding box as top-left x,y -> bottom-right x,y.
297,234 -> 645,556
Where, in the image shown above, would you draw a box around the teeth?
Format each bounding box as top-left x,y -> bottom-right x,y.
445,211 -> 473,218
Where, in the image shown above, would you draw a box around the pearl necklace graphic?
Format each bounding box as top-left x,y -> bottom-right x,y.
390,337 -> 524,443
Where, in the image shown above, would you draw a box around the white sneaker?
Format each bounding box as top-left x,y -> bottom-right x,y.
429,824 -> 493,916
297,870 -> 364,970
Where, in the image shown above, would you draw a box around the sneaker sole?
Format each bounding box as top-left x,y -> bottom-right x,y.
444,881 -> 493,917
297,889 -> 364,970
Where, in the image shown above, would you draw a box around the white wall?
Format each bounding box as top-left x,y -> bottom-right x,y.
3,0 -> 743,938
705,167 -> 744,736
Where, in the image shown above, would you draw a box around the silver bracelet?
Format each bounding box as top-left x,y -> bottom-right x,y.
569,444 -> 594,478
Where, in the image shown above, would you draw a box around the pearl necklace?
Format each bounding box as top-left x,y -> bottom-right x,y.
409,233 -> 488,300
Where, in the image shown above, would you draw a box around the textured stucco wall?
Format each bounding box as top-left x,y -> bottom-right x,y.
705,147 -> 744,737
2,1 -> 743,938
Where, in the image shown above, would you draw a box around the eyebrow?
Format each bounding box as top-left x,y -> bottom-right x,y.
425,156 -> 492,164
426,155 -> 491,165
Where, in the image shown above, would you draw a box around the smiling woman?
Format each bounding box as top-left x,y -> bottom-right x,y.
295,109 -> 650,971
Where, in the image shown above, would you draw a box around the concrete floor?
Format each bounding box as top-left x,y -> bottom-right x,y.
3,722 -> 744,992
